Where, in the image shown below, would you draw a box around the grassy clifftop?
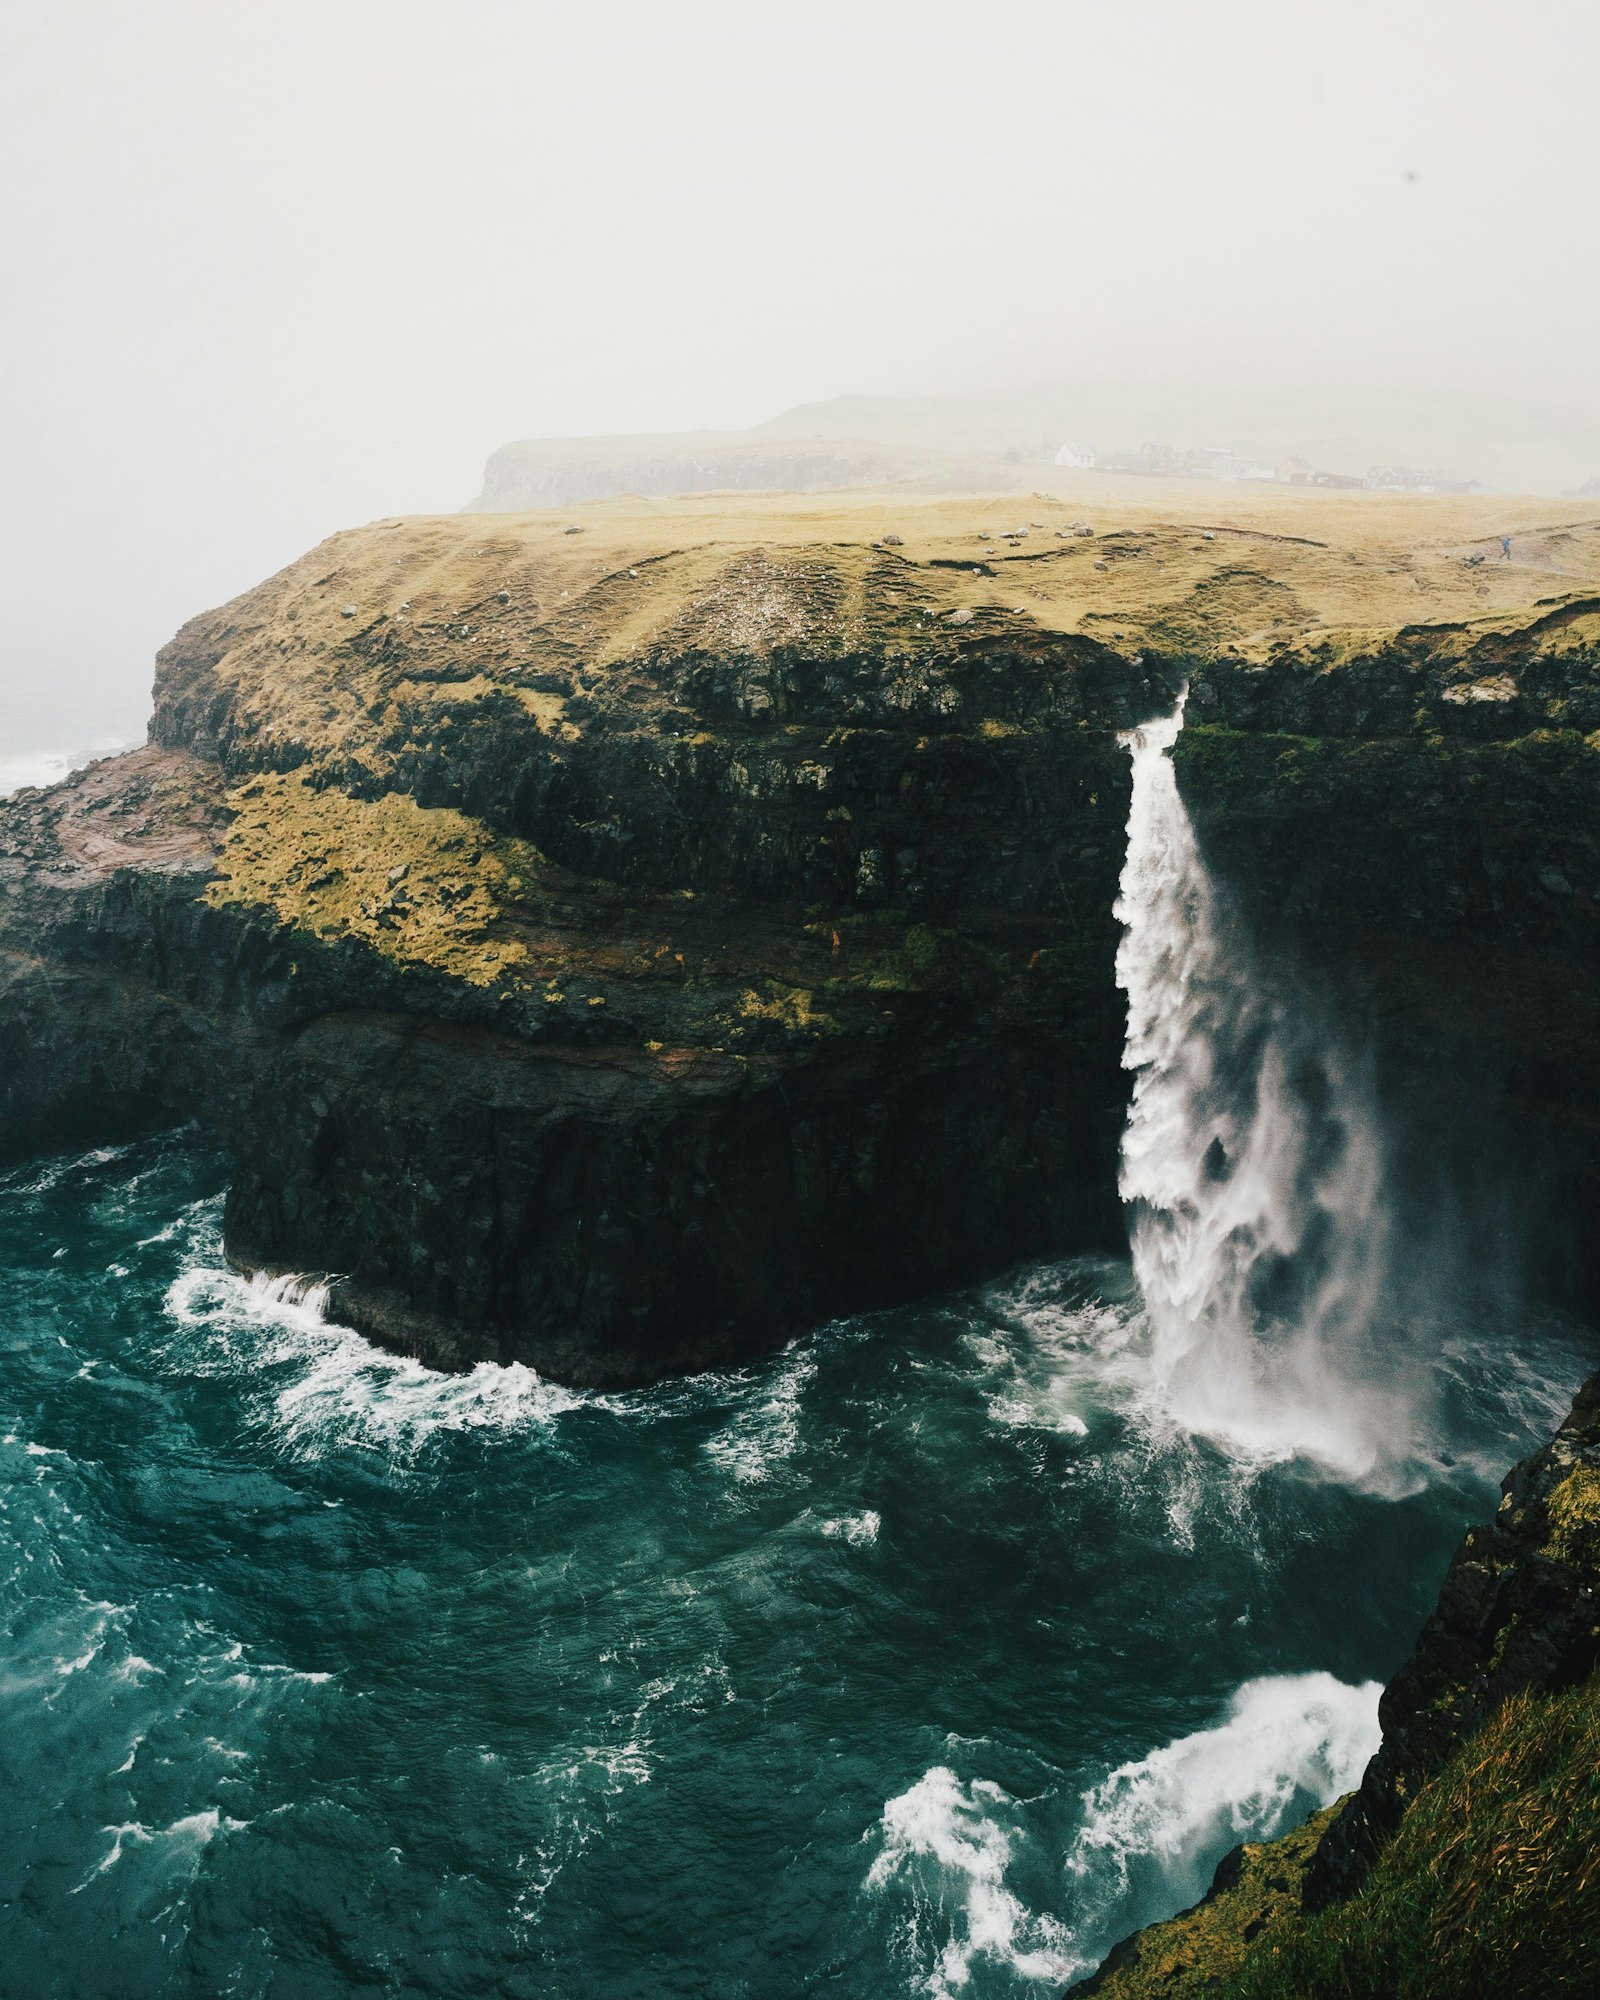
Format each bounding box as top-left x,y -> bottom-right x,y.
148,483 -> 1600,953
151,488 -> 1600,788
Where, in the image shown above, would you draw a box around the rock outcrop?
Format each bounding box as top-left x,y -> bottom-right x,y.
1306,1368 -> 1600,1905
3,490 -> 1598,1380
1070,1370 -> 1600,1996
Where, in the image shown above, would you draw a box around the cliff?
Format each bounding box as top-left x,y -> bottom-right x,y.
2,486 -> 1598,1381
1075,1371 -> 1600,1998
465,431 -> 984,510
1177,592 -> 1600,1304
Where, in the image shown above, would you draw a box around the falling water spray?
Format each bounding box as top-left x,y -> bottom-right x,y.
1114,695 -> 1421,1486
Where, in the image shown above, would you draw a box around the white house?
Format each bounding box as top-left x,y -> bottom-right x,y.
1053,440 -> 1096,469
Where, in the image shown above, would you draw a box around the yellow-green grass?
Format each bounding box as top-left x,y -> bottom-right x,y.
205,771 -> 541,987
201,773 -> 1020,1027
161,491 -> 1600,786
1222,1675 -> 1600,2000
1078,1807 -> 1342,1999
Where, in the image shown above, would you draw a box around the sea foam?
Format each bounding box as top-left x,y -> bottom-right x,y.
160,1209 -> 598,1458
1068,1671 -> 1381,1916
868,1766 -> 1077,1994
869,1672 -> 1379,1991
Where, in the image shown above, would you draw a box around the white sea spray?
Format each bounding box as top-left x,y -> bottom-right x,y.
868,1766 -> 1079,1994
159,1202 -> 603,1458
1068,1672 -> 1381,1913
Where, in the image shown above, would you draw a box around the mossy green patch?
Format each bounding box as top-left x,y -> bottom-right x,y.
900,924 -> 1008,993
1083,1808 -> 1340,1999
206,770 -> 541,987
1545,1462 -> 1600,1565
1216,1675 -> 1600,2000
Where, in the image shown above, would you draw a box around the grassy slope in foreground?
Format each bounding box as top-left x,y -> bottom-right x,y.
1225,1675 -> 1600,2000
1078,1678 -> 1600,2000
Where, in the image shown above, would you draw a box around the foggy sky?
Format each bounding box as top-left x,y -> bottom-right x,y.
3,0 -> 1597,756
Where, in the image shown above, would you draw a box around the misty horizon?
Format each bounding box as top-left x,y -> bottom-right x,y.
4,0 -> 1597,755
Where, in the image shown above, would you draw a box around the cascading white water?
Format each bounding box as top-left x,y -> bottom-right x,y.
1115,694 -> 1421,1486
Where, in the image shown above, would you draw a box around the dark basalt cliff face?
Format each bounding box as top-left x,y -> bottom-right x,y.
1178,610 -> 1600,1305
1307,1367 -> 1600,1906
3,499 -> 1598,1380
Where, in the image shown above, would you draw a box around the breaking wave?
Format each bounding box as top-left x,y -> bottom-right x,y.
867,1672 -> 1380,1993
159,1203 -> 601,1457
1067,1672 -> 1381,1919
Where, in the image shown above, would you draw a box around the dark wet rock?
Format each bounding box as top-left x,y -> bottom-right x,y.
4,509 -> 1599,1381
1305,1369 -> 1600,1906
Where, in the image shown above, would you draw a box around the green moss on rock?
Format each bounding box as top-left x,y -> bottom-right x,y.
206,770 -> 543,987
1222,1676 -> 1600,2000
1078,1808 -> 1342,1998
1546,1463 -> 1600,1566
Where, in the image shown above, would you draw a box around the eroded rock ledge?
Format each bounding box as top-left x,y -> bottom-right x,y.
3,492 -> 1598,1380
1074,1369 -> 1600,1997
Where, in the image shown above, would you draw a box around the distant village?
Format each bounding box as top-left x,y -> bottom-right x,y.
1038,438 -> 1482,495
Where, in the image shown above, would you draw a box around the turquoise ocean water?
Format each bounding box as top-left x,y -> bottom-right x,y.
0,1134 -> 1589,1997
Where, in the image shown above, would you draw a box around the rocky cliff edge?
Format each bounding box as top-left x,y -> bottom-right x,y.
3,487 -> 1598,1381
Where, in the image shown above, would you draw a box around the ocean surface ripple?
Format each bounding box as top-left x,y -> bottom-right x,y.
0,1137 -> 1588,1996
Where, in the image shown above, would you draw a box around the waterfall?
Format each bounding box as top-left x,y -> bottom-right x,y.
1114,695 -> 1418,1486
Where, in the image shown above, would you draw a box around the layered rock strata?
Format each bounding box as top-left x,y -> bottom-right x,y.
3,493 -> 1597,1378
